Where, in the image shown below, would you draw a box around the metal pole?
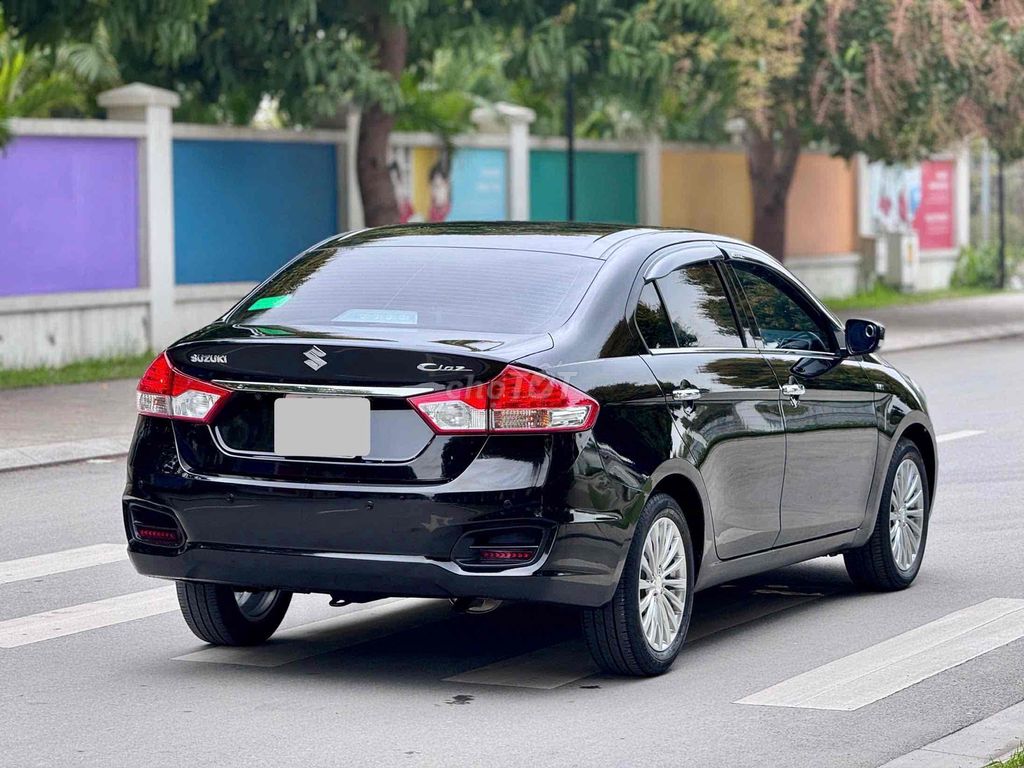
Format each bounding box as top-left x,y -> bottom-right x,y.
998,153 -> 1007,289
980,142 -> 992,244
565,69 -> 576,222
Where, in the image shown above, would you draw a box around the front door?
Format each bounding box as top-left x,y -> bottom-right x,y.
636,249 -> 787,560
725,256 -> 879,546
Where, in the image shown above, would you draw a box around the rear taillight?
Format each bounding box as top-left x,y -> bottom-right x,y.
409,365 -> 598,434
136,353 -> 231,423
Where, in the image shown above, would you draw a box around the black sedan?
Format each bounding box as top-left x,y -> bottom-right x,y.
124,223 -> 936,676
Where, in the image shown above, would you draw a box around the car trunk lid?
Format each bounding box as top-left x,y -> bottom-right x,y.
165,326 -> 552,482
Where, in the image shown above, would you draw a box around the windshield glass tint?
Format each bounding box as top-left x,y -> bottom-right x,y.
228,247 -> 602,334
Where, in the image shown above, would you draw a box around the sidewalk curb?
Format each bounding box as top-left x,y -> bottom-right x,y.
879,700 -> 1024,767
0,436 -> 132,473
882,323 -> 1024,354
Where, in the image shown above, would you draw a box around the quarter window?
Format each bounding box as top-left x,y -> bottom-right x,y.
731,261 -> 834,353
635,283 -> 676,350
654,263 -> 744,349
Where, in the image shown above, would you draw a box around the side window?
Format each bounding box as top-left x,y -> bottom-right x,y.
655,262 -> 744,349
635,283 -> 676,350
731,261 -> 834,353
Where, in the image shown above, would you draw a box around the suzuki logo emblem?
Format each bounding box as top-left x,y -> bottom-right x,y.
303,346 -> 327,371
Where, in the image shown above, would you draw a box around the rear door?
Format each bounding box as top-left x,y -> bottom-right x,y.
637,245 -> 787,559
722,250 -> 878,545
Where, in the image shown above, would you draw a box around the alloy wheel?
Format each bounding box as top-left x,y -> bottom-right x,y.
638,517 -> 688,652
889,458 -> 925,572
234,590 -> 280,621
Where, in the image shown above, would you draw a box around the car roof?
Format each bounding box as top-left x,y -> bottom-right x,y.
317,222 -> 756,261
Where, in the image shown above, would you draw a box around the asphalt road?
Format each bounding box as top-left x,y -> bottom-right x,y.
2,338 -> 1022,768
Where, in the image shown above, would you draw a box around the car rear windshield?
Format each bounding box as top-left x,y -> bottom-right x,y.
227,246 -> 602,334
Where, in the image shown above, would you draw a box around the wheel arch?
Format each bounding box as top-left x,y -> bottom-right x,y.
647,461 -> 711,582
898,421 -> 938,506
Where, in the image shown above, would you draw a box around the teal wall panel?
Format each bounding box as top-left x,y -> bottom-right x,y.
529,150 -> 638,223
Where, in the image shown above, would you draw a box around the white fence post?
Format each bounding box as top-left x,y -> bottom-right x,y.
98,83 -> 180,351
642,134 -> 662,226
954,142 -> 971,249
473,103 -> 536,221
504,105 -> 536,221
345,109 -> 365,230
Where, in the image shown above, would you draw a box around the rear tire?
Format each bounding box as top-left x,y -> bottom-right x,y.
844,438 -> 930,591
582,493 -> 695,676
176,582 -> 291,646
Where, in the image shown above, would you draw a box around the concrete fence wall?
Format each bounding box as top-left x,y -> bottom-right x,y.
0,83 -> 972,369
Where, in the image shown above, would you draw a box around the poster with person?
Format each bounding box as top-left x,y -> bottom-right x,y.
388,146 -> 452,223
867,160 -> 955,250
388,145 -> 507,222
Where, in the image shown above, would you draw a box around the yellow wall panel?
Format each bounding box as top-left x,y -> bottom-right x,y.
660,149 -> 753,241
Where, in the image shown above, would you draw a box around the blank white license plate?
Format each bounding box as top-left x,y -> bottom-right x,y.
273,396 -> 370,458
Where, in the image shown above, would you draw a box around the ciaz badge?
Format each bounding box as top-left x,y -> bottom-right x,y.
417,362 -> 470,373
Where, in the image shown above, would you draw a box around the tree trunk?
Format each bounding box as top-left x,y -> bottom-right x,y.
747,125 -> 801,260
356,17 -> 407,227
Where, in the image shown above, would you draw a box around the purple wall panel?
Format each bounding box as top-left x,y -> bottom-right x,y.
0,136 -> 139,296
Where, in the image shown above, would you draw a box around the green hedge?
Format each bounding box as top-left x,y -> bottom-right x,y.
951,243 -> 1024,288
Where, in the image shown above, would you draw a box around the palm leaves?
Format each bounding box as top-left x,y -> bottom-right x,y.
0,9 -> 110,148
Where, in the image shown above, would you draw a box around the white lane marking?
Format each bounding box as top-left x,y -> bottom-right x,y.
0,586 -> 178,648
0,544 -> 126,586
937,430 -> 985,444
174,598 -> 448,667
447,590 -> 825,690
738,598 -> 1024,711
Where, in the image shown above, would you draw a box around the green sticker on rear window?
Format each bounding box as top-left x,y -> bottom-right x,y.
247,295 -> 290,311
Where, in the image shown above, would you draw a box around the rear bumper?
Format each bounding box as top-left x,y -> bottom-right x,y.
124,417 -> 634,607
128,542 -> 619,607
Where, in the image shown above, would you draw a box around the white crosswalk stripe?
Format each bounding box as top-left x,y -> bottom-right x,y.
445,640 -> 597,690
0,586 -> 178,648
937,429 -> 985,443
446,589 -> 824,689
737,598 -> 1024,710
174,598 -> 448,667
0,544 -> 126,586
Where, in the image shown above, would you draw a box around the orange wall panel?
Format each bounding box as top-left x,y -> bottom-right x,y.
785,154 -> 858,257
660,147 -> 858,259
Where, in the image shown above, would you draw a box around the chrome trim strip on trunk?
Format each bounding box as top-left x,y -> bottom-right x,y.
211,380 -> 435,398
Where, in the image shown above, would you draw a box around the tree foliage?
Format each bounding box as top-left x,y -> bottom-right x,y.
7,0 -> 1024,240
0,7 -> 110,147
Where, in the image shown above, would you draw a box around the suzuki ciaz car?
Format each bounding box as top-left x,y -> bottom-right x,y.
125,223 -> 936,676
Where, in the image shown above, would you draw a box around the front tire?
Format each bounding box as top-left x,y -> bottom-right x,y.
844,438 -> 930,591
176,582 -> 291,646
582,493 -> 695,676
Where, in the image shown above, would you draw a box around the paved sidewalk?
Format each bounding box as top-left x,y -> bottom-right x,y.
844,291 -> 1024,352
0,291 -> 1021,473
880,699 -> 1024,767
0,378 -> 137,472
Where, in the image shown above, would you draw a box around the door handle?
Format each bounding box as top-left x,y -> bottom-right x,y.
672,387 -> 702,402
781,382 -> 806,401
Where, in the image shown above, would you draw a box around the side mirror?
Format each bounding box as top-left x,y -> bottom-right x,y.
845,318 -> 885,356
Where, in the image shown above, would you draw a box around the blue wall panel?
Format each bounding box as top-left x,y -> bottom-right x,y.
449,148 -> 508,220
174,140 -> 338,284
